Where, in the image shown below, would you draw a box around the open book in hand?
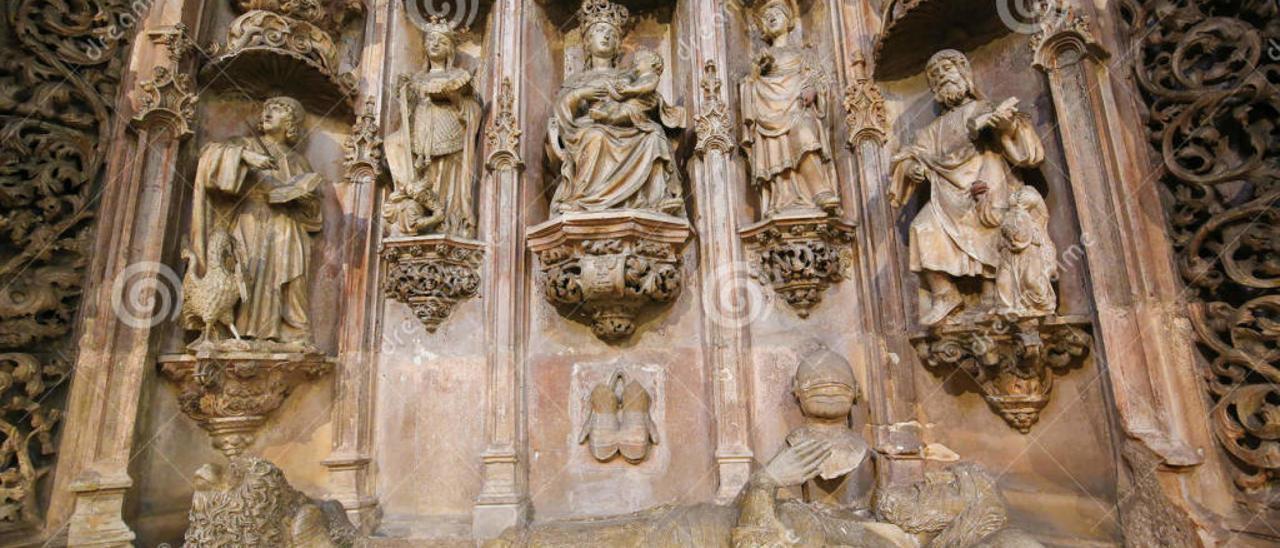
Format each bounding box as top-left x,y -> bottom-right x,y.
267,173 -> 323,204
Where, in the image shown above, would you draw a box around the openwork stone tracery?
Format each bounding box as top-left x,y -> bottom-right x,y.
0,0 -> 131,532
1121,0 -> 1280,505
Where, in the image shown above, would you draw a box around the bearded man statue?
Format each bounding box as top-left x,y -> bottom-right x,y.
889,49 -> 1048,325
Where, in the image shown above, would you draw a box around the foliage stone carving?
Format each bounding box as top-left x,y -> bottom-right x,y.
1120,0 -> 1280,505
0,0 -> 132,532
382,235 -> 484,333
529,212 -> 691,341
913,317 -> 1091,432
739,213 -> 855,317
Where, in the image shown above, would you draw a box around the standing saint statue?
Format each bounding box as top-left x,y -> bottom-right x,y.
889,49 -> 1049,325
740,0 -> 841,218
546,0 -> 686,217
385,15 -> 480,238
189,96 -> 324,351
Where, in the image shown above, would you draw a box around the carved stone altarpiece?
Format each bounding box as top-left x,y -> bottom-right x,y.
913,316 -> 1091,432
381,235 -> 484,332
159,352 -> 333,457
529,212 -> 691,341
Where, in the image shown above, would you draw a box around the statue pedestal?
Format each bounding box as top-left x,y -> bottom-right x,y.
911,315 -> 1092,432
381,234 -> 485,333
739,211 -> 856,317
528,211 -> 692,341
158,351 -> 333,457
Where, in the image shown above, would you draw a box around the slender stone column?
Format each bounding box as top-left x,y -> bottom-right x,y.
56,5 -> 198,544
687,0 -> 755,503
322,0 -> 391,532
472,0 -> 529,537
830,0 -> 924,484
1031,1 -> 1231,539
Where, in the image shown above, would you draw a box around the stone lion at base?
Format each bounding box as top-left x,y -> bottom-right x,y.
183,457 -> 357,547
875,462 -> 1042,548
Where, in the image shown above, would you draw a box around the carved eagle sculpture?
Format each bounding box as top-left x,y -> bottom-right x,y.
180,230 -> 246,350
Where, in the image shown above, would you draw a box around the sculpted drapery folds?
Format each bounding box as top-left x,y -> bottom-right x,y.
890,49 -> 1053,325
186,96 -> 323,352
385,16 -> 480,238
740,0 -> 842,218
546,0 -> 687,217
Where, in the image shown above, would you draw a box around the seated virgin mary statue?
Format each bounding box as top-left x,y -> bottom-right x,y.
546,0 -> 687,218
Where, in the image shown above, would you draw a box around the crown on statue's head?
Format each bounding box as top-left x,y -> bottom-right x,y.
579,0 -> 629,31
423,14 -> 460,40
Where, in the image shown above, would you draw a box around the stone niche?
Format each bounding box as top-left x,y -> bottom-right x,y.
127,5 -> 361,537
370,1 -> 495,538
879,28 -> 1118,541
520,0 -> 718,522
200,0 -> 366,116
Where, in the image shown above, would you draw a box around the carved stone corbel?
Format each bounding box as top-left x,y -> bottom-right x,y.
528,211 -> 691,341
485,77 -> 523,173
912,316 -> 1091,432
158,353 -> 333,457
693,61 -> 732,156
381,235 -> 484,332
739,212 -> 856,317
343,98 -> 384,184
133,67 -> 197,139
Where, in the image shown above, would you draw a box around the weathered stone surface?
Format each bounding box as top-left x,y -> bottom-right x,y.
12,0 -> 1260,545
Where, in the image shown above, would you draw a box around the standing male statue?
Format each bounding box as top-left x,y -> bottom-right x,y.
187,96 -> 324,351
890,49 -> 1051,325
740,0 -> 842,218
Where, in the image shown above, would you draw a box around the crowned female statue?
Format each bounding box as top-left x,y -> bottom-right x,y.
740,0 -> 841,218
385,16 -> 481,238
546,0 -> 687,217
